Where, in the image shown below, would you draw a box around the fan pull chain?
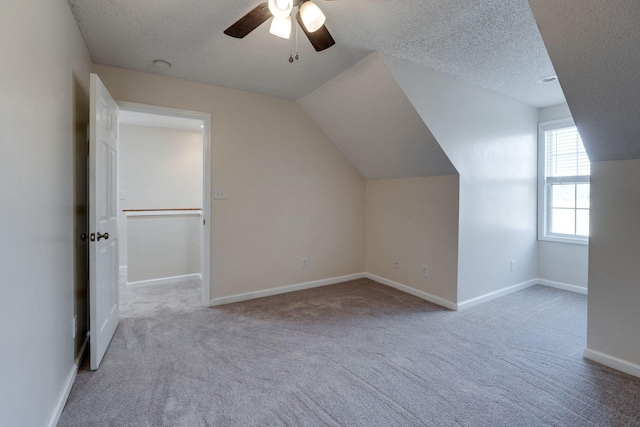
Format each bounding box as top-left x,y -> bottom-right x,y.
288,10 -> 294,63
295,16 -> 299,61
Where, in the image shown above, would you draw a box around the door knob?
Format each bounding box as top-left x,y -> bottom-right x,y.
97,232 -> 109,241
80,233 -> 88,241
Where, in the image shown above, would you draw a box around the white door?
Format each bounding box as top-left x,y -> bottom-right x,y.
89,73 -> 119,370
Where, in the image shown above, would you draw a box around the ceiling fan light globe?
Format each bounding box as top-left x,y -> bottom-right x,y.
268,0 -> 293,19
269,16 -> 292,39
300,1 -> 325,33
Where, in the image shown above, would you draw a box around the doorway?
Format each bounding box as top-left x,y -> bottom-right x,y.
117,102 -> 211,306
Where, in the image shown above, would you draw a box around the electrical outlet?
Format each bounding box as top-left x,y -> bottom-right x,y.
118,191 -> 126,200
421,264 -> 428,277
301,257 -> 308,269
510,260 -> 516,272
72,315 -> 77,338
394,259 -> 400,269
214,187 -> 226,200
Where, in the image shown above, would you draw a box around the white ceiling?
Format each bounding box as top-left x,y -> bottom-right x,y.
299,53 -> 456,180
67,0 -> 564,108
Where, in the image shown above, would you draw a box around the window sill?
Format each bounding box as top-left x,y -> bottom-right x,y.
538,235 -> 589,246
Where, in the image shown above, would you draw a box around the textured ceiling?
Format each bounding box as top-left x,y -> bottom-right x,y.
299,53 -> 456,180
529,0 -> 640,162
68,0 -> 564,107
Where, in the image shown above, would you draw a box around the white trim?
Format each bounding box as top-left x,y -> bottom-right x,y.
201,110 -> 212,307
538,235 -> 589,246
117,102 -> 211,308
537,117 -> 590,245
126,273 -> 202,288
210,273 -> 366,306
46,364 -> 77,427
365,273 -> 458,311
125,210 -> 202,217
537,279 -> 588,295
457,279 -> 538,310
584,348 -> 640,379
206,273 -> 588,312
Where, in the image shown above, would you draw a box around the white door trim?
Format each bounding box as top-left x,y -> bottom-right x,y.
117,101 -> 212,307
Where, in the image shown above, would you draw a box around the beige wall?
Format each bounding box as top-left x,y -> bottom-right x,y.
0,0 -> 93,425
118,124 -> 203,268
127,215 -> 201,283
587,159 -> 640,368
382,54 -> 539,303
94,65 -> 366,299
366,176 -> 460,303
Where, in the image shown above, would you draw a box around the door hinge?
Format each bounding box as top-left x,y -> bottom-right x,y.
203,219 -> 206,226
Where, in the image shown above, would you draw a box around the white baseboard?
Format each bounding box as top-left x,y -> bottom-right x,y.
457,279 -> 538,310
537,279 -> 588,295
210,273 -> 366,306
126,273 -> 202,288
47,334 -> 89,426
207,273 -> 587,311
365,273 -> 458,311
584,348 -> 640,379
46,364 -> 78,427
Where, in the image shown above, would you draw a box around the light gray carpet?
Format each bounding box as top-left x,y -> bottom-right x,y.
59,279 -> 640,426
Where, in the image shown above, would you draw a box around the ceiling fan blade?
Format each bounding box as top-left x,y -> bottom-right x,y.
224,2 -> 272,38
296,12 -> 336,52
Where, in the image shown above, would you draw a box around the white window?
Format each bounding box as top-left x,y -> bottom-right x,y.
538,119 -> 590,245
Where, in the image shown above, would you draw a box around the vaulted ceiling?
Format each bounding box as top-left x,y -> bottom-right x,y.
529,0 -> 640,162
67,0 -> 564,107
299,53 -> 456,179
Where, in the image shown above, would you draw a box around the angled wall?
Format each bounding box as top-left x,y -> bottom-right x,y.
298,53 -> 460,304
528,0 -> 640,162
380,53 -> 539,303
529,0 -> 640,375
298,53 -> 457,180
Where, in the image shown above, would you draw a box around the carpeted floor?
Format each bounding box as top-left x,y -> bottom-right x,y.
59,279 -> 640,426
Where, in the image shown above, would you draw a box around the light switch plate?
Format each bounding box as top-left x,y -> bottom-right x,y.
214,187 -> 226,200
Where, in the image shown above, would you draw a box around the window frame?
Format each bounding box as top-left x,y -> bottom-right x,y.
537,118 -> 590,246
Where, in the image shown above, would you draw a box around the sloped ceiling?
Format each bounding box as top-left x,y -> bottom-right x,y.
298,53 -> 457,180
67,0 -> 564,107
528,0 -> 640,161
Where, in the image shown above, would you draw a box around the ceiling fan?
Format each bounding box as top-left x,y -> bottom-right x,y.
224,0 -> 336,53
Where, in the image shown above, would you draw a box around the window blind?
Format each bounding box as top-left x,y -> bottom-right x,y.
545,126 -> 590,178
